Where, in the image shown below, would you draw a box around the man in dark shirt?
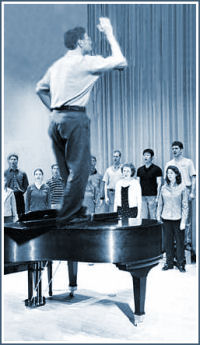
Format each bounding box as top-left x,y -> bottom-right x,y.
4,153 -> 29,216
137,149 -> 162,219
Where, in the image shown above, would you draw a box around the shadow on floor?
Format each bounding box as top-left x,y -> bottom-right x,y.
97,299 -> 135,326
47,292 -> 91,304
47,292 -> 136,326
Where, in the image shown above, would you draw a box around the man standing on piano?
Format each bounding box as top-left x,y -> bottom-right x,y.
36,18 -> 127,225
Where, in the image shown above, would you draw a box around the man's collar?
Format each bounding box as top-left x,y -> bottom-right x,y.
144,163 -> 153,169
173,155 -> 184,162
65,50 -> 83,58
52,176 -> 62,180
9,168 -> 19,172
90,169 -> 97,175
112,164 -> 121,170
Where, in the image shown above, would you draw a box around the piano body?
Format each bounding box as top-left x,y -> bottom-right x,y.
4,210 -> 162,323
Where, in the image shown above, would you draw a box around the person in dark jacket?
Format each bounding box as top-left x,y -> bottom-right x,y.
4,153 -> 29,216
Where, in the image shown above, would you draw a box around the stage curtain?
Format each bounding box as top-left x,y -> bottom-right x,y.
87,4 -> 196,249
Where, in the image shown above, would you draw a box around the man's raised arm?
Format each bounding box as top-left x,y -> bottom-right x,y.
90,17 -> 127,73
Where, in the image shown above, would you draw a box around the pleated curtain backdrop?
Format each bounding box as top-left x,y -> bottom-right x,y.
87,4 -> 196,172
87,3 -> 197,249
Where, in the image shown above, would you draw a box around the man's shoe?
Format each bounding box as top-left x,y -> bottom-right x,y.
75,206 -> 87,217
191,250 -> 196,263
178,265 -> 186,273
66,215 -> 91,224
56,206 -> 89,229
162,263 -> 174,271
57,216 -> 91,229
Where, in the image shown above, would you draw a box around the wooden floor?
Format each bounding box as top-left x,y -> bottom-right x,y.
2,258 -> 198,343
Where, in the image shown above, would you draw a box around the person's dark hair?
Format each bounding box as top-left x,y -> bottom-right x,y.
51,164 -> 59,169
7,153 -> 18,161
171,141 -> 184,149
91,155 -> 96,161
143,149 -> 154,157
64,27 -> 86,50
34,168 -> 44,176
121,163 -> 136,177
113,150 -> 121,157
165,165 -> 182,185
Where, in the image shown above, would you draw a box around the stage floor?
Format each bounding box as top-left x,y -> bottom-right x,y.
2,259 -> 198,343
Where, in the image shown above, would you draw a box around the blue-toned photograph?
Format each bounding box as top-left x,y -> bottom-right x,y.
2,2 -> 198,343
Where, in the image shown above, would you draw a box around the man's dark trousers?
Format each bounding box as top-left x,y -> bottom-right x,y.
14,191 -> 25,216
48,109 -> 91,223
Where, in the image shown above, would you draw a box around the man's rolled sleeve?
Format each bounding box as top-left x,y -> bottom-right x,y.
36,69 -> 50,93
102,169 -> 109,184
189,160 -> 196,178
86,55 -> 126,74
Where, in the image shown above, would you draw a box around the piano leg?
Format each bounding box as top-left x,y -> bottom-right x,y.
46,261 -> 78,297
47,261 -> 53,296
67,261 -> 78,297
116,263 -> 158,325
131,275 -> 146,325
25,264 -> 34,307
37,262 -> 44,305
25,262 -> 46,308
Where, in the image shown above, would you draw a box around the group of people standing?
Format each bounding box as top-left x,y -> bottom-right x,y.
4,18 -> 196,276
4,154 -> 64,223
83,140 -> 196,273
4,142 -> 196,276
4,140 -> 196,274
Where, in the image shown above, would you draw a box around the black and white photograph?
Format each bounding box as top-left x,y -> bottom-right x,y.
2,1 -> 198,343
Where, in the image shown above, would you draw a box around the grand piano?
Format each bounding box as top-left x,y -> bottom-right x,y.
4,210 -> 162,324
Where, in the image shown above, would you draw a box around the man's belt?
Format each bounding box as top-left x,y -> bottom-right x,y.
53,105 -> 86,112
108,189 -> 115,192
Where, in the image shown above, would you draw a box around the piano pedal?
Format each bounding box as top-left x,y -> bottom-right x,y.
25,296 -> 46,308
69,285 -> 77,297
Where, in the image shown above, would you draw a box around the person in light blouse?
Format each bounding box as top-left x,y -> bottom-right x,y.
157,165 -> 188,272
114,163 -> 142,219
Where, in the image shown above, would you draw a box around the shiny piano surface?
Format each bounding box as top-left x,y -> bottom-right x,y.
4,211 -> 162,322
